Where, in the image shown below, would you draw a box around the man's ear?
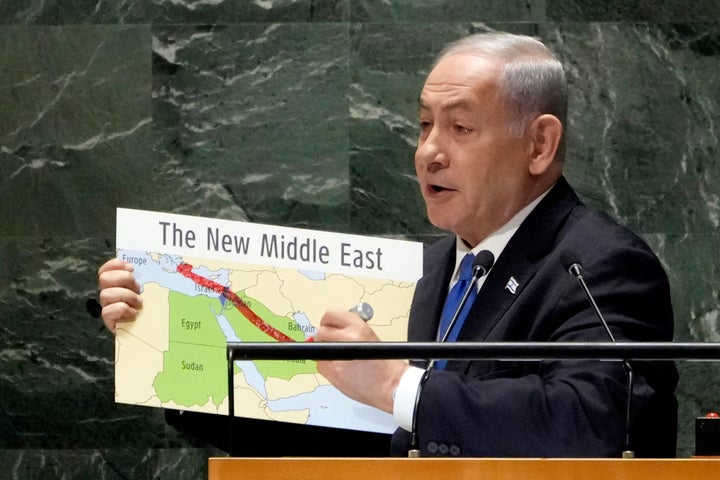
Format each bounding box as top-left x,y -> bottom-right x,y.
527,114 -> 563,175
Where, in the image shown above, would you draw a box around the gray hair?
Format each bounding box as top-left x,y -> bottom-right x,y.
433,32 -> 567,160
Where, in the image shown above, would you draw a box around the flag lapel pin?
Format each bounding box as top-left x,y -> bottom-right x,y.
505,276 -> 519,294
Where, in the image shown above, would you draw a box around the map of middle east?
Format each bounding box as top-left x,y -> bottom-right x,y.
114,209 -> 422,434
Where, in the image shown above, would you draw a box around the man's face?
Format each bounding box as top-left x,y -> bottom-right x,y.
415,53 -> 536,246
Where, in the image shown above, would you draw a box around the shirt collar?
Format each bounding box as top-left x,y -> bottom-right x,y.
451,185 -> 554,284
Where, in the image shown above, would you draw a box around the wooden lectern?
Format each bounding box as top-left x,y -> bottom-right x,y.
208,457 -> 720,480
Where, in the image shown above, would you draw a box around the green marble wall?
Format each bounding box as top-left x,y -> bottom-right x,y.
1,0 -> 719,477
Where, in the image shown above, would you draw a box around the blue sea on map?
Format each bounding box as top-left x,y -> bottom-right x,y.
266,385 -> 395,433
299,270 -> 326,280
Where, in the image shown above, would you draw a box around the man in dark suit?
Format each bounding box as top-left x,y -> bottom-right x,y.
315,32 -> 678,457
98,32 -> 677,457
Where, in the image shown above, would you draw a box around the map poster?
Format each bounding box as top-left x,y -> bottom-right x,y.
114,208 -> 423,434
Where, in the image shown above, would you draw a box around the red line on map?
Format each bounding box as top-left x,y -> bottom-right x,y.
176,263 -> 295,343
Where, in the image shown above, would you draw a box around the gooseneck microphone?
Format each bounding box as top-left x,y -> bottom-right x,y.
568,262 -> 635,458
408,250 -> 495,458
436,250 -> 496,345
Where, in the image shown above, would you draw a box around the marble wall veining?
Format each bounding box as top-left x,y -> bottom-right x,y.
1,1 -> 719,477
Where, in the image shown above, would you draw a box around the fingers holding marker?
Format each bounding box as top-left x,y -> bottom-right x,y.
308,302 -> 374,342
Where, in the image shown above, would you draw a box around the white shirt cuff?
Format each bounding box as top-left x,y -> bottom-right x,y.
392,366 -> 426,432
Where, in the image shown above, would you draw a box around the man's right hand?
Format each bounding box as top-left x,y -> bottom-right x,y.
98,258 -> 143,334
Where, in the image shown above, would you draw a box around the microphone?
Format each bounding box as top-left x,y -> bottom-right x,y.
568,262 -> 635,458
438,250 -> 496,345
408,250 -> 495,457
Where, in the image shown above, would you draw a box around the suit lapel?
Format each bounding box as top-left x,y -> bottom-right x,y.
408,177 -> 582,371
460,243 -> 536,342
454,176 -> 581,344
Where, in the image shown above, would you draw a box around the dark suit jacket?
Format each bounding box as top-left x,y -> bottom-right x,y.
391,176 -> 678,458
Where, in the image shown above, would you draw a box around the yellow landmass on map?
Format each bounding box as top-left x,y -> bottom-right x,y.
264,406 -> 310,424
115,331 -> 164,406
118,282 -> 170,352
229,371 -> 309,424
358,282 -> 414,340
115,283 -> 170,405
236,269 -> 295,318
161,387 -> 230,416
265,372 -> 322,401
219,263 -> 413,342
278,270 -> 363,325
279,270 -> 413,341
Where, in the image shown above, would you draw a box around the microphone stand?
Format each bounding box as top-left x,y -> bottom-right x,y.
569,263 -> 635,458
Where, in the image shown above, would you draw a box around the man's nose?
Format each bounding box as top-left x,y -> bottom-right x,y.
416,128 -> 448,172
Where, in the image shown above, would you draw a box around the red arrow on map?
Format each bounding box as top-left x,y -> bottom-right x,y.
176,262 -> 295,343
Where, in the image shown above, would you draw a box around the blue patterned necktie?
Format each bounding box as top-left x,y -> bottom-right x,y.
435,253 -> 478,370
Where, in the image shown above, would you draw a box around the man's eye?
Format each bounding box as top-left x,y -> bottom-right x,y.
419,121 -> 432,130
454,125 -> 471,135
